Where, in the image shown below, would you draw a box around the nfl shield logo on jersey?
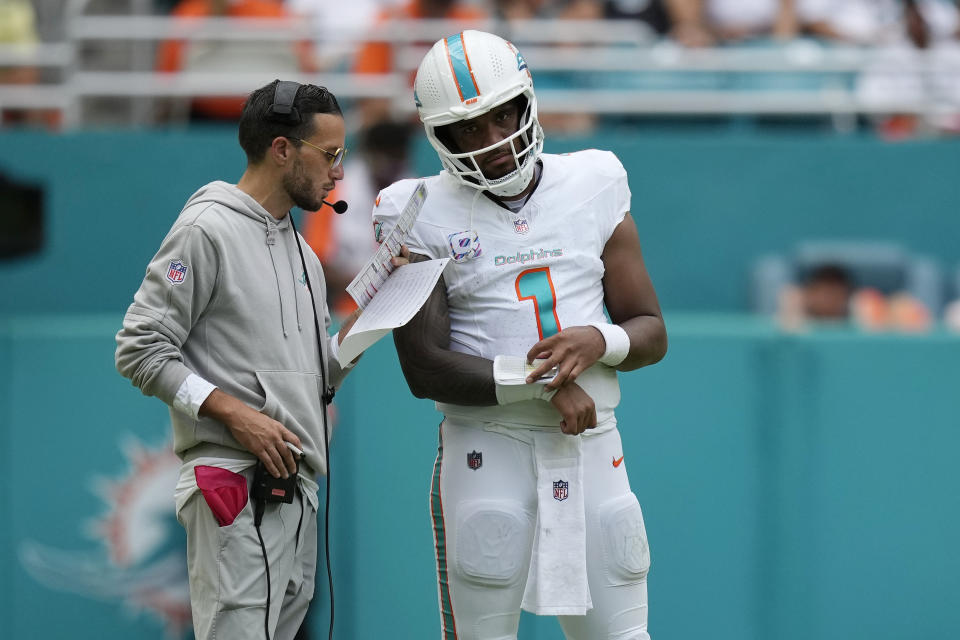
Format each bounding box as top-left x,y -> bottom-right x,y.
513,217 -> 530,234
467,450 -> 482,471
553,480 -> 569,501
166,259 -> 188,284
447,230 -> 482,263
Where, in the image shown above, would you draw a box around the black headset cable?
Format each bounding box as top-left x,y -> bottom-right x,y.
289,213 -> 335,640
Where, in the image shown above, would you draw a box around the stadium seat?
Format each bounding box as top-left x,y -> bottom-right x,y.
750,240 -> 945,315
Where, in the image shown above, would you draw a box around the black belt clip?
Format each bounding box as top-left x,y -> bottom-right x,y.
251,459 -> 298,506
322,385 -> 336,405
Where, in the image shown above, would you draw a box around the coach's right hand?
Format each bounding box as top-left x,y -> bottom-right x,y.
199,388 -> 302,478
550,382 -> 597,436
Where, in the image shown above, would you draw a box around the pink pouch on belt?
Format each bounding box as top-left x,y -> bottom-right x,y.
194,465 -> 248,527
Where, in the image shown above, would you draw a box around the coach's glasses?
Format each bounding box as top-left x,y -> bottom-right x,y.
292,138 -> 347,169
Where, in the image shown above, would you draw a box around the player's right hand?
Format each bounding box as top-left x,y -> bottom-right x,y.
199,389 -> 302,479
550,382 -> 597,436
525,326 -> 606,390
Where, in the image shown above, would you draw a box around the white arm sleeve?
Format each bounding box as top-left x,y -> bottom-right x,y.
172,373 -> 217,419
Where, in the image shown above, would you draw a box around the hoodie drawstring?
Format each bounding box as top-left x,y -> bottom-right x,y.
265,221 -> 288,338
287,233 -> 303,332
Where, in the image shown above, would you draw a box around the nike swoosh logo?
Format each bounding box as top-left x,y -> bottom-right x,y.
612,455 -> 624,468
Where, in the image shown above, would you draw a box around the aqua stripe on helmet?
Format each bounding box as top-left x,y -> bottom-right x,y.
445,32 -> 480,102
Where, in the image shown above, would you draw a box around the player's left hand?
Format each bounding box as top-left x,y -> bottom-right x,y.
525,326 -> 606,390
550,381 -> 597,435
390,244 -> 411,268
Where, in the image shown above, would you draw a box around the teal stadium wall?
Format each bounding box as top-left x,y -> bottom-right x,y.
1,129 -> 960,314
1,130 -> 958,639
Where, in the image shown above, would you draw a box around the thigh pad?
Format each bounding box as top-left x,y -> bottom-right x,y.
455,500 -> 533,587
599,493 -> 651,585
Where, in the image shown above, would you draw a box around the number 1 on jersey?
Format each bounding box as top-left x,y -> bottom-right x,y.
515,267 -> 561,339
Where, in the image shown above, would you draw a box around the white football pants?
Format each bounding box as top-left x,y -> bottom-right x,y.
430,418 -> 652,640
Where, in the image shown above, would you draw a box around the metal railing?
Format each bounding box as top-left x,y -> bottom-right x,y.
1,3 -> 958,129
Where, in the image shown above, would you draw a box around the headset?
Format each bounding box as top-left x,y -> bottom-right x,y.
270,80 -> 347,215
269,79 -> 303,125
252,79 -> 342,640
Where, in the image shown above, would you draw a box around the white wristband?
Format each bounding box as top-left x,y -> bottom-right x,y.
589,322 -> 630,366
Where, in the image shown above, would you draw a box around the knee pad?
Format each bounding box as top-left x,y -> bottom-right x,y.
608,605 -> 649,640
613,625 -> 650,640
455,500 -> 532,587
475,612 -> 521,639
598,493 -> 651,585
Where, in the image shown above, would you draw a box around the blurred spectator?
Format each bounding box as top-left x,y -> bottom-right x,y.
604,0 -> 672,36
778,263 -> 933,332
557,0 -> 605,19
492,0 -> 546,21
0,0 -> 38,88
156,0 -> 315,121
352,0 -> 488,127
0,0 -> 58,128
154,0 -> 182,12
849,288 -> 932,331
303,120 -> 415,315
25,0 -> 63,42
799,0 -> 960,136
800,0 -> 957,45
493,0 -> 628,134
666,0 -> 800,46
522,0 -> 609,134
287,0 -> 405,72
778,263 -> 854,329
800,263 -> 854,319
755,241 -> 941,332
943,297 -> 960,332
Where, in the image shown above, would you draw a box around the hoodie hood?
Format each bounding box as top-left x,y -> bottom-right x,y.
183,180 -> 290,230
183,180 -> 301,337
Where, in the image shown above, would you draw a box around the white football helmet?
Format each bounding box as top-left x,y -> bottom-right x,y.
414,30 -> 544,197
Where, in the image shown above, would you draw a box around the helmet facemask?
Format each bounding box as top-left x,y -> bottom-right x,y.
428,94 -> 543,198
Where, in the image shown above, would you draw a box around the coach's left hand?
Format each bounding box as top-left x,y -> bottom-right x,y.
525,326 -> 606,390
335,245 -> 412,346
337,307 -> 362,346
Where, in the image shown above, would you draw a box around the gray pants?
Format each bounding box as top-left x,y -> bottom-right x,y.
179,467 -> 318,640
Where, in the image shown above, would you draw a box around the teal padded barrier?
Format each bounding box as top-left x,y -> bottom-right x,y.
2,315 -> 959,639
1,315 -> 175,638
1,130 -> 959,314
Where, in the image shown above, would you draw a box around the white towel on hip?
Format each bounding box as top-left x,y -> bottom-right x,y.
521,431 -> 593,616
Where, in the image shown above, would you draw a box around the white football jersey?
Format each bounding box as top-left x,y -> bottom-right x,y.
374,150 -> 630,429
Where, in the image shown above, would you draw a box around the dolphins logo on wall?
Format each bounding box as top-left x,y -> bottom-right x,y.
19,435 -> 191,638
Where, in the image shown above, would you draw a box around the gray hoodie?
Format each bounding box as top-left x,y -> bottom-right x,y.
116,181 -> 348,476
